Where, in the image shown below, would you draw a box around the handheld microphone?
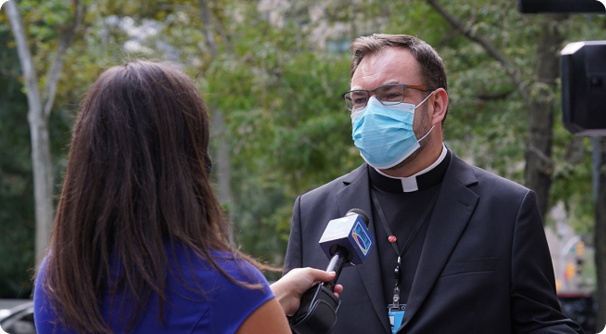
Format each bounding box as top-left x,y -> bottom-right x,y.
320,208 -> 372,291
290,209 -> 374,334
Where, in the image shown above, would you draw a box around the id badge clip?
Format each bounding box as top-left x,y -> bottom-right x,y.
387,303 -> 406,334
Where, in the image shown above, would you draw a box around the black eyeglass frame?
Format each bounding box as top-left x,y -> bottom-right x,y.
341,84 -> 436,111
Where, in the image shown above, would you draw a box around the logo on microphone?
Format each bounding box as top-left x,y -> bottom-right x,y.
352,221 -> 372,255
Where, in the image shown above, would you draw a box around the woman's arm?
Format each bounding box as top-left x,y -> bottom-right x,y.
236,297 -> 292,333
237,268 -> 344,333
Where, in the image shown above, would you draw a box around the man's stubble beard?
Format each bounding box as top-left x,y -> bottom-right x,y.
386,104 -> 433,172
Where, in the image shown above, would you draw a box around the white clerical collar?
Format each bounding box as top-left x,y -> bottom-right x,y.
373,143 -> 447,192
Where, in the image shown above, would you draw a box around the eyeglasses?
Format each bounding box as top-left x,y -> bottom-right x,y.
341,84 -> 435,111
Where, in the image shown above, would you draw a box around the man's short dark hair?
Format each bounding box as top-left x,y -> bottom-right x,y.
349,34 -> 448,93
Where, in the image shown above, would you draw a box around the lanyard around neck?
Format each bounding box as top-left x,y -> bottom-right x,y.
371,186 -> 440,310
370,187 -> 440,259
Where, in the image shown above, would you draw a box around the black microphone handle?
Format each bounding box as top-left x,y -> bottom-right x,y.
323,246 -> 349,291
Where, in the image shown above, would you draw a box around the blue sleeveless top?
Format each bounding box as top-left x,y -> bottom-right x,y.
34,246 -> 274,334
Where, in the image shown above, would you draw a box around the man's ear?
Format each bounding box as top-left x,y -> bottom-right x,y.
430,88 -> 448,127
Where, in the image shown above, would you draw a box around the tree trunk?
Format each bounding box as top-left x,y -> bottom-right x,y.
212,111 -> 233,214
29,116 -> 53,265
6,1 -> 54,264
524,15 -> 565,218
596,137 -> 606,332
7,0 -> 83,264
199,0 -> 219,59
199,0 -> 233,216
427,1 -> 565,220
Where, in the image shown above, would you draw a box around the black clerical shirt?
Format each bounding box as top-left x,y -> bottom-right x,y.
368,149 -> 451,309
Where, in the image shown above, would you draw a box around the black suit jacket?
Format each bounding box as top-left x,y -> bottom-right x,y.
284,151 -> 583,334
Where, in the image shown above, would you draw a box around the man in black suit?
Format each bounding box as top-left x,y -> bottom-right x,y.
283,34 -> 583,334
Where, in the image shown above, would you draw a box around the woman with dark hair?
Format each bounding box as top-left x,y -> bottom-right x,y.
33,60 -> 340,334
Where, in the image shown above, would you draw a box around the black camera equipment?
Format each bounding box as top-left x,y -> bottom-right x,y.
519,0 -> 606,135
561,41 -> 606,135
518,0 -> 605,13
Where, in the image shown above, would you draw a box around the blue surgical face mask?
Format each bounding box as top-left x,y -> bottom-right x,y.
351,93 -> 434,170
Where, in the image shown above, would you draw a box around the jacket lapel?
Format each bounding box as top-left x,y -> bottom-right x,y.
400,153 -> 479,330
336,164 -> 391,333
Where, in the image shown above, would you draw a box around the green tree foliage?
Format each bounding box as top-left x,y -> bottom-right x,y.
1,0 -> 605,295
0,0 -> 81,295
200,7 -> 358,270
0,26 -> 36,298
379,0 -> 603,232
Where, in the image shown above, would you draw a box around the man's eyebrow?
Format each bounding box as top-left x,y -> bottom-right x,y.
350,81 -> 401,91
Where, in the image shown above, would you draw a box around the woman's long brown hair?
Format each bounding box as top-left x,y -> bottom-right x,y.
41,60 -> 270,333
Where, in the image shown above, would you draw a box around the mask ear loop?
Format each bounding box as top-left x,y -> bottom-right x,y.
417,125 -> 435,142
414,91 -> 436,142
414,91 -> 434,110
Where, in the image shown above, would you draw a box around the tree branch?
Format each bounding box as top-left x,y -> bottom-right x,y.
199,0 -> 219,60
527,143 -> 554,167
42,0 -> 85,120
425,0 -> 531,107
211,8 -> 232,55
563,136 -> 586,166
5,0 -> 43,119
477,90 -> 514,101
